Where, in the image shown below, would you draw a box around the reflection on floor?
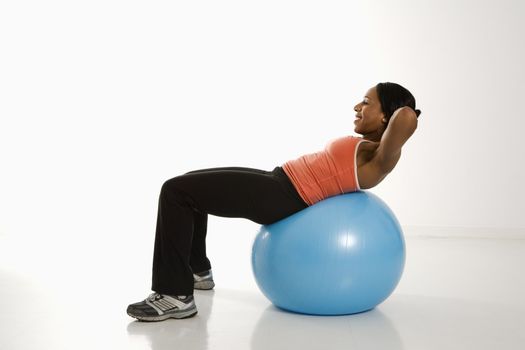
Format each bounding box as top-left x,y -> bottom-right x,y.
1,235 -> 524,350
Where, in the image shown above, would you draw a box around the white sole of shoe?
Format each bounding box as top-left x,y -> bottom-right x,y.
128,307 -> 198,322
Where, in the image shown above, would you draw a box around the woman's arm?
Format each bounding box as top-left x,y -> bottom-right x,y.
374,107 -> 418,172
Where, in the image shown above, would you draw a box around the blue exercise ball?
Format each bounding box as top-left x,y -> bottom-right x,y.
251,191 -> 406,315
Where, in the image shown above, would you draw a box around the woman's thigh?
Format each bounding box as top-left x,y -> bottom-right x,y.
163,167 -> 305,224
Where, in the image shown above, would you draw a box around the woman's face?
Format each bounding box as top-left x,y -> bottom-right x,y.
353,87 -> 386,139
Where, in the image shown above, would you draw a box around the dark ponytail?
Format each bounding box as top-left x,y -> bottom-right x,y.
376,82 -> 421,121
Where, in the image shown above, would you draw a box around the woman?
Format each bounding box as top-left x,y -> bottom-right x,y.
127,82 -> 421,322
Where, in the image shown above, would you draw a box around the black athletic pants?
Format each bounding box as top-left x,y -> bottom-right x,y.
151,166 -> 309,296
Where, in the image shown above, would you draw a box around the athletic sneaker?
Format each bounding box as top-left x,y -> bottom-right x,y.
127,292 -> 197,322
193,269 -> 215,290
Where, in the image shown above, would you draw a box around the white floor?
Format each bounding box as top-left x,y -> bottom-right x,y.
1,233 -> 525,350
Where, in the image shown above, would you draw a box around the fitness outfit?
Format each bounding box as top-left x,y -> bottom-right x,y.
151,135 -> 365,295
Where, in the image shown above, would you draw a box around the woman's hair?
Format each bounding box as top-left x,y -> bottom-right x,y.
375,82 -> 422,122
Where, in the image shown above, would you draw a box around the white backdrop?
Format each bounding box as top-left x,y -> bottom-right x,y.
1,0 -> 525,289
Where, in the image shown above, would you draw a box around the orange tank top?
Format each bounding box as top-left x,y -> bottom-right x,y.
282,136 -> 366,206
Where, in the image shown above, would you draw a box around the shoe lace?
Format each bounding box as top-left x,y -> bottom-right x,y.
147,292 -> 162,302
